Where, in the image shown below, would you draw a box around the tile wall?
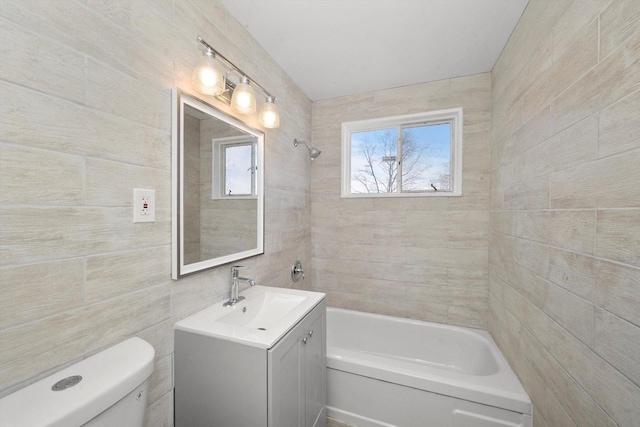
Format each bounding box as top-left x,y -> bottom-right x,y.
489,0 -> 640,426
310,74 -> 492,328
2,0 -> 639,426
0,0 -> 312,424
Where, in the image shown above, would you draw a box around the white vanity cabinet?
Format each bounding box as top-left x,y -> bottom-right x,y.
174,294 -> 326,427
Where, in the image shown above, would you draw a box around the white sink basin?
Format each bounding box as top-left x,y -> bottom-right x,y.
175,285 -> 325,349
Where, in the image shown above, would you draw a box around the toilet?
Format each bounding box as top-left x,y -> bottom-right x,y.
0,337 -> 155,427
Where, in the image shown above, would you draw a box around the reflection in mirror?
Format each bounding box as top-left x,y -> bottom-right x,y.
172,90 -> 264,279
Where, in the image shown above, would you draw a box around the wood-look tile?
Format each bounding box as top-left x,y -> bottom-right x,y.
594,308 -> 640,386
0,260 -> 84,329
0,284 -> 170,390
0,144 -> 83,205
596,210 -> 640,267
550,150 -> 640,208
0,17 -> 85,103
599,89 -> 640,157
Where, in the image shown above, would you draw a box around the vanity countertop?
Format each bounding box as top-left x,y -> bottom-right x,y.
174,285 -> 325,349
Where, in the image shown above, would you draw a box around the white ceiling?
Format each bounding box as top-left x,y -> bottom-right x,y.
220,0 -> 529,101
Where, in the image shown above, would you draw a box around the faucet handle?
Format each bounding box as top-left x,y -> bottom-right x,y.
231,265 -> 249,278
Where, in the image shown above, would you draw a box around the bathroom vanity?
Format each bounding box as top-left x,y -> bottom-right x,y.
174,286 -> 326,427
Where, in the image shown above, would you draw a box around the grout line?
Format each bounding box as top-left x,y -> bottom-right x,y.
493,231 -> 640,272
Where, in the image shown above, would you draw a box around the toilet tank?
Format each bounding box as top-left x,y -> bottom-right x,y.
0,337 -> 155,427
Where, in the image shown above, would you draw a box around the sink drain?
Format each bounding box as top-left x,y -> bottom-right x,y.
257,327 -> 266,331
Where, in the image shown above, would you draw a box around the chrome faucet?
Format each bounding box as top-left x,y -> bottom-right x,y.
223,266 -> 256,307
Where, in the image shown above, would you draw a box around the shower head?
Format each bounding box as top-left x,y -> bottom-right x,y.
293,139 -> 322,160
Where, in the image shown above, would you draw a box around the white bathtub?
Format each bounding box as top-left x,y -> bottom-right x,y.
326,308 -> 532,427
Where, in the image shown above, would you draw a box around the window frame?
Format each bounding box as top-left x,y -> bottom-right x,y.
341,108 -> 463,198
212,135 -> 258,200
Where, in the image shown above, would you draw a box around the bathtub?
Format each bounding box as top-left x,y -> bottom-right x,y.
326,308 -> 532,427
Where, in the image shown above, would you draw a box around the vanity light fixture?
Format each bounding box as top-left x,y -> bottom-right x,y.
231,75 -> 257,114
192,36 -> 280,128
258,96 -> 280,128
191,47 -> 226,96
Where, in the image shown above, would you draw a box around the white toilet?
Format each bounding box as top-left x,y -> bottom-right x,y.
0,337 -> 155,427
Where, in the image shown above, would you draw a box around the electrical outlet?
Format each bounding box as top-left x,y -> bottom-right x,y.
133,189 -> 155,223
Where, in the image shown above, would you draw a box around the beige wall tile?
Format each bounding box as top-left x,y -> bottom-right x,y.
550,150 -> 640,208
503,107 -> 551,164
144,391 -> 173,427
85,158 -> 171,207
369,297 -> 449,323
0,81 -> 170,169
594,404 -> 618,427
491,3 -> 640,425
551,0 -> 612,62
521,114 -> 599,180
447,229 -> 489,249
86,59 -> 171,131
0,144 -> 83,205
523,20 -> 598,122
86,246 -> 171,303
339,244 -> 406,264
147,355 -> 172,405
0,17 -> 85,103
594,308 -> 640,386
137,319 -> 175,361
545,391 -> 579,427
548,321 -> 640,427
599,89 -> 640,157
0,284 -> 170,390
462,131 -> 491,172
372,263 -> 447,286
447,305 -> 488,328
550,29 -> 640,134
405,247 -> 487,269
548,248 -> 640,326
502,176 -> 550,210
503,284 -> 550,348
0,0 -> 173,89
522,329 -> 594,427
0,207 -> 170,265
0,260 -> 84,329
542,280 -> 594,347
600,0 -> 640,58
509,210 -> 596,254
596,210 -> 640,267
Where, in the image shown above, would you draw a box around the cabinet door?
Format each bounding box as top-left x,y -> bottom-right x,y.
269,328 -> 305,427
269,301 -> 326,427
305,309 -> 326,427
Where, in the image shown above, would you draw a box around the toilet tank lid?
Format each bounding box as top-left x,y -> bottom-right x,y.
0,337 -> 155,427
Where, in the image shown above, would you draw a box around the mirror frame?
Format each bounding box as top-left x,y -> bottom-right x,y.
171,88 -> 265,279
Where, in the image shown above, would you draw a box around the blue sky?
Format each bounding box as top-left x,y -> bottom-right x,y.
350,123 -> 451,193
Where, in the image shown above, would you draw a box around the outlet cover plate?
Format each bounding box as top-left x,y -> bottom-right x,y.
133,188 -> 155,223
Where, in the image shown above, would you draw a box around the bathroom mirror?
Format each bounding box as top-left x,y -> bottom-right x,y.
172,89 -> 264,279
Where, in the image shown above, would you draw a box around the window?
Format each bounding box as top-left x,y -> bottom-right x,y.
212,135 -> 258,199
341,108 -> 462,197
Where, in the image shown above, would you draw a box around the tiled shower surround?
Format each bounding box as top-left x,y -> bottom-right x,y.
310,73 -> 492,328
1,0 -> 639,426
488,1 -> 640,426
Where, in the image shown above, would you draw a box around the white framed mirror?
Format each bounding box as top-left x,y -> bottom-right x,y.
172,89 -> 264,279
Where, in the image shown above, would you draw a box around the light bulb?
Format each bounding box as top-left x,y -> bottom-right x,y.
259,96 -> 280,128
231,76 -> 256,114
191,49 -> 225,96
